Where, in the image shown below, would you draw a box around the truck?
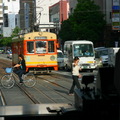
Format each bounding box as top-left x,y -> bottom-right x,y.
64,40 -> 97,72
108,47 -> 120,67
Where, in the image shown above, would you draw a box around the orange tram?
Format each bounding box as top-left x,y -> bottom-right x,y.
12,31 -> 59,73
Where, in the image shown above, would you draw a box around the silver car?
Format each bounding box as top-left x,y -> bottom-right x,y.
57,50 -> 64,69
7,51 -> 12,59
95,47 -> 108,67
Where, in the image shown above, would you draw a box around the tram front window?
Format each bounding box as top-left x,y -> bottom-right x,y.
36,41 -> 46,53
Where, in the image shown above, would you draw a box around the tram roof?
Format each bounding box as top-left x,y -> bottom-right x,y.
12,32 -> 57,42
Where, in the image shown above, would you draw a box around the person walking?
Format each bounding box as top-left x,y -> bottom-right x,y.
69,56 -> 82,95
13,54 -> 26,84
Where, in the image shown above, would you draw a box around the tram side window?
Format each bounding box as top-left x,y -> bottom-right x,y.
27,42 -> 34,53
48,41 -> 54,53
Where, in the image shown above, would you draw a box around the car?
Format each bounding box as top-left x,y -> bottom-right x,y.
7,51 -> 12,59
94,47 -> 108,68
57,50 -> 64,69
0,49 -> 4,54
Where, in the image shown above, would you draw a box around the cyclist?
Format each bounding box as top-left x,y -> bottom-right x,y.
13,54 -> 26,84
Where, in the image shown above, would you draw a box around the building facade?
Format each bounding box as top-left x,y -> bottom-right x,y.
1,0 -> 60,36
0,0 -> 3,34
49,0 -> 69,23
49,0 -> 69,34
19,0 -> 60,32
3,0 -> 20,37
19,0 -> 35,32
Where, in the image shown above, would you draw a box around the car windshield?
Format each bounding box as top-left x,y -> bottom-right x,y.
99,50 -> 108,56
95,49 -> 108,58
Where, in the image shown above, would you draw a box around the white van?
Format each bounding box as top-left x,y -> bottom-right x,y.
64,40 -> 97,71
57,50 -> 64,69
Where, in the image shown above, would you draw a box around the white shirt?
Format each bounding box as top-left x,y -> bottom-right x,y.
72,63 -> 80,76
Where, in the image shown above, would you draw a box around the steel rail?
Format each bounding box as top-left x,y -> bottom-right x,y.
0,89 -> 7,105
16,83 -> 40,104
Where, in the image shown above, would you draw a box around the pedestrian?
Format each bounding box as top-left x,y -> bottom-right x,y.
13,54 -> 26,84
69,56 -> 82,95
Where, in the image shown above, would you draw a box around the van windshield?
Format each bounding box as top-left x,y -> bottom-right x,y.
73,44 -> 94,57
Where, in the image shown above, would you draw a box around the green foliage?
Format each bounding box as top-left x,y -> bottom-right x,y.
58,19 -> 75,42
58,0 -> 106,44
0,36 -> 12,46
11,26 -> 21,38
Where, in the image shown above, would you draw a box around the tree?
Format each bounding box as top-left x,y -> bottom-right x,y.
0,36 -> 12,46
58,18 -> 74,45
58,0 -> 106,45
11,26 -> 21,38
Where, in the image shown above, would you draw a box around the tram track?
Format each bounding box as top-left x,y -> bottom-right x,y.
0,71 -> 71,105
23,76 -> 73,104
35,71 -> 96,98
34,74 -> 74,103
0,89 -> 6,105
33,87 -> 58,103
0,57 -> 74,105
0,85 -> 40,105
15,83 -> 40,104
36,74 -> 70,90
0,72 -> 74,105
0,75 -> 73,105
34,82 -> 74,104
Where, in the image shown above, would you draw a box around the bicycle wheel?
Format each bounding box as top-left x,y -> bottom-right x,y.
1,75 -> 15,89
23,73 -> 36,87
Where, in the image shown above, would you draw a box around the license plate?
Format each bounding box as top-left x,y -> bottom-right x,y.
83,66 -> 88,68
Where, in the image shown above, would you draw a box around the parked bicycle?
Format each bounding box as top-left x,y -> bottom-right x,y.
1,67 -> 36,89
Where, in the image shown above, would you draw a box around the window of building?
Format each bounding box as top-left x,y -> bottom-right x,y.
4,14 -> 8,27
0,0 -> 2,3
0,11 -> 3,14
0,17 -> 3,20
4,6 -> 8,10
15,18 -> 17,26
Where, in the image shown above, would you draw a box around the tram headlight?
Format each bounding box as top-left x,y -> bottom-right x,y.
50,55 -> 55,61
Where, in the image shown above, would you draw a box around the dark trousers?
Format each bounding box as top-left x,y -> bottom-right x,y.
69,75 -> 81,94
14,69 -> 26,82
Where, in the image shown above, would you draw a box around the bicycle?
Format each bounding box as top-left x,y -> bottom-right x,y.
0,67 -> 36,89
